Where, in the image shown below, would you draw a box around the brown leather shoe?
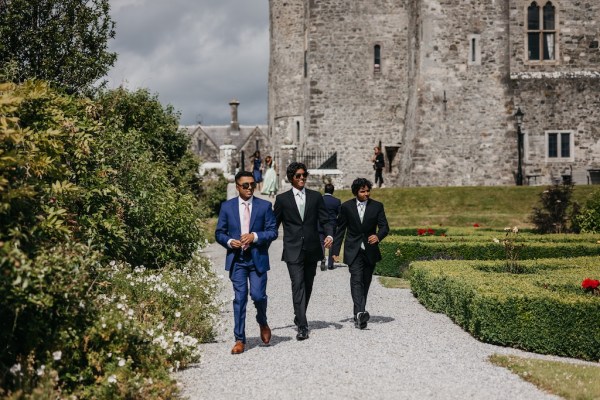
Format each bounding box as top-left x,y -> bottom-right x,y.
260,324 -> 271,344
231,340 -> 244,354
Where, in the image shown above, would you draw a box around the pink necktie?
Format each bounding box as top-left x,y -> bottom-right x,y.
242,202 -> 250,250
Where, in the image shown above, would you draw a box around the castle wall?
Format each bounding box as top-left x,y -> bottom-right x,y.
404,0 -> 516,186
305,0 -> 408,185
268,0 -> 600,187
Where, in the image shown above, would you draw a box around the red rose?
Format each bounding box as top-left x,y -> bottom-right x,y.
582,278 -> 600,290
417,229 -> 426,236
427,228 -> 435,235
473,223 -> 480,228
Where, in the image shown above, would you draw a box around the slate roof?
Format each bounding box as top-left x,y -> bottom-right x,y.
184,124 -> 268,150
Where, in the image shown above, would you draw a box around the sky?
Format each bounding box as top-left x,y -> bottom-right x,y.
105,0 -> 269,126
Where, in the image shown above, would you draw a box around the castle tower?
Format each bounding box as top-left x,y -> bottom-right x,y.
268,0 -> 306,149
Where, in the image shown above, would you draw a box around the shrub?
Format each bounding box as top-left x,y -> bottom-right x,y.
530,184 -> 576,233
575,189 -> 600,234
410,257 -> 600,360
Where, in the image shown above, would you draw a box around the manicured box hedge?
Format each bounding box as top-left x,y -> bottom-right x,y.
410,257 -> 600,360
377,236 -> 600,277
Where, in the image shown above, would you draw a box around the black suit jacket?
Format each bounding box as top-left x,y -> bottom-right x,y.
274,188 -> 334,263
332,198 -> 389,266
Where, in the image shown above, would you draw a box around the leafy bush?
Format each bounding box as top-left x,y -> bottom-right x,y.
575,189 -> 600,234
530,184 -> 577,233
0,81 -> 221,397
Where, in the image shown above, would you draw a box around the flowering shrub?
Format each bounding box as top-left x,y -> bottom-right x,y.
581,278 -> 600,296
493,226 -> 523,273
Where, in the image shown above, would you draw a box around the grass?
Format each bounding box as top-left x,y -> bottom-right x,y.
490,354 -> 600,400
332,185 -> 598,228
378,276 -> 410,289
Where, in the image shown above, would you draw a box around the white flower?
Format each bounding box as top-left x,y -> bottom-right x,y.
117,322 -> 122,330
52,351 -> 62,361
512,226 -> 519,233
493,238 -> 500,244
109,260 -> 116,267
36,365 -> 46,376
116,303 -> 124,310
118,358 -> 126,367
108,375 -> 117,384
102,323 -> 107,329
9,363 -> 21,375
175,311 -> 181,318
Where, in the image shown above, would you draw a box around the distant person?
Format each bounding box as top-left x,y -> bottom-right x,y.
274,162 -> 334,340
320,183 -> 341,270
372,146 -> 385,188
332,177 -> 389,330
250,150 -> 263,190
215,171 -> 278,354
260,155 -> 278,198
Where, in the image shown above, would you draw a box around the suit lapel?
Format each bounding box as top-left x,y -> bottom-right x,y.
249,198 -> 258,230
232,199 -> 242,234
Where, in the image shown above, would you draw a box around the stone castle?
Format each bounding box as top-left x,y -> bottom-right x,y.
266,0 -> 600,187
188,1 -> 600,188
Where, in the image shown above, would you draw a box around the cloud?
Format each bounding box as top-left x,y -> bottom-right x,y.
106,0 -> 269,125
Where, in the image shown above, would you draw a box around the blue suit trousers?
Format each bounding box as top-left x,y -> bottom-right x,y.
230,259 -> 268,343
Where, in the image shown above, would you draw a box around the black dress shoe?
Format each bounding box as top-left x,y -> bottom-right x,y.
327,266 -> 335,270
356,311 -> 370,329
296,328 -> 309,340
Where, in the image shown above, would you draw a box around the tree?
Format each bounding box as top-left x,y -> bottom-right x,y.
0,0 -> 116,93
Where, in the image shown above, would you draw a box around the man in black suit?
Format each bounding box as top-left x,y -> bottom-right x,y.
320,183 -> 341,270
274,162 -> 334,340
332,177 -> 389,329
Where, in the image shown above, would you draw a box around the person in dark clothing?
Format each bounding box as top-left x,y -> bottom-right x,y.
320,183 -> 341,270
372,146 -> 385,188
332,177 -> 389,329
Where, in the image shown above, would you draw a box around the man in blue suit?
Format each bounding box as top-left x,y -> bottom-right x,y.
216,171 -> 278,354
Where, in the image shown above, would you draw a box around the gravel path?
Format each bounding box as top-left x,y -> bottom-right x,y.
175,196 -> 578,399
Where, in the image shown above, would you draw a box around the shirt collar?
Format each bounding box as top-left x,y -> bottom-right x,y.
238,196 -> 254,205
356,199 -> 367,207
292,187 -> 305,197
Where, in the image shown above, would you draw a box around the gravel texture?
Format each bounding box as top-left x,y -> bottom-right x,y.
175,214 -> 584,399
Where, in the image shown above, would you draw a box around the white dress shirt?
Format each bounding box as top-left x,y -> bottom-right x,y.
227,196 -> 258,248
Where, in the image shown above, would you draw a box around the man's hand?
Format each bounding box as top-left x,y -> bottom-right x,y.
323,236 -> 333,249
367,235 -> 379,245
240,233 -> 255,247
332,255 -> 339,263
229,239 -> 243,249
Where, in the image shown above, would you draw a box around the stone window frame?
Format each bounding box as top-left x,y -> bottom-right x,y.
545,130 -> 574,162
467,34 -> 481,66
373,43 -> 382,74
525,1 -> 560,65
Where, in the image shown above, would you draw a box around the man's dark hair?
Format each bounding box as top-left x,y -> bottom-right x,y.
324,183 -> 335,194
286,162 -> 308,181
235,170 -> 254,183
351,178 -> 373,196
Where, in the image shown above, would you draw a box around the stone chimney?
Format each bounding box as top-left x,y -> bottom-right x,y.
229,99 -> 240,131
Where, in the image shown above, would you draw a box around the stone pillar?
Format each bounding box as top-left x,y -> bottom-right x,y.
219,144 -> 238,200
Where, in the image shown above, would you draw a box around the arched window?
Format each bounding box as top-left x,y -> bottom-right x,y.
374,45 -> 381,73
527,1 -> 556,61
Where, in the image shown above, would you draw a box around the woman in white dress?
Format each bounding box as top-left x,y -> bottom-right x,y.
260,155 -> 278,198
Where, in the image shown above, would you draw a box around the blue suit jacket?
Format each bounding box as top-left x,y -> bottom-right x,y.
215,196 -> 278,274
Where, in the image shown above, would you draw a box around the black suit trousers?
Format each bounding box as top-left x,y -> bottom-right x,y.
286,252 -> 318,329
348,250 -> 375,316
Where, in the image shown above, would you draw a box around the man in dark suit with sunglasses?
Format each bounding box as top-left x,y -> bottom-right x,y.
216,171 -> 278,354
274,162 -> 334,340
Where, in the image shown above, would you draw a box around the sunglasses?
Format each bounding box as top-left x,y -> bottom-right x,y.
294,172 -> 309,179
237,182 -> 257,190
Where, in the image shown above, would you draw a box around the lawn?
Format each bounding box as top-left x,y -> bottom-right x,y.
332,185 -> 598,228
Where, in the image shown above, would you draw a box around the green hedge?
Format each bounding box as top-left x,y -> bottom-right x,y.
377,238 -> 600,277
410,257 -> 600,360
